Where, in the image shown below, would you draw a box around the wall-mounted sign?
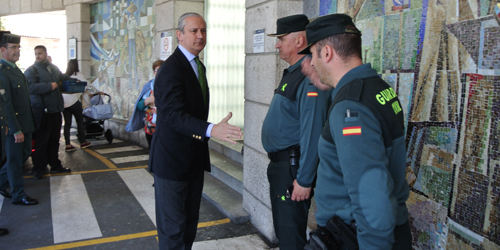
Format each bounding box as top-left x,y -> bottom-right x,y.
68,38 -> 77,59
253,29 -> 265,53
160,31 -> 172,60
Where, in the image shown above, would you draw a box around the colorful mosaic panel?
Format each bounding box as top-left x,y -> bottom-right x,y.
356,17 -> 384,72
411,0 -> 424,9
451,168 -> 489,235
479,22 -> 500,72
460,74 -> 497,174
407,193 -> 449,249
385,0 -> 410,15
356,0 -> 385,20
315,0 -> 500,247
319,0 -> 337,15
399,73 -> 415,126
383,14 -> 401,70
447,16 -> 495,69
90,0 -> 156,119
400,9 -> 422,70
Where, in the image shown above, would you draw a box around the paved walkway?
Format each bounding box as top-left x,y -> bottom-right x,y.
0,131 -> 276,250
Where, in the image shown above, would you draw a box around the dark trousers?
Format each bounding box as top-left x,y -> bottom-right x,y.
267,160 -> 310,250
32,112 -> 62,174
146,133 -> 153,149
154,171 -> 204,250
63,100 -> 85,145
0,133 -> 32,201
392,219 -> 412,250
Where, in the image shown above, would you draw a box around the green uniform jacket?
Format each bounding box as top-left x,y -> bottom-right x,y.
0,78 -> 10,159
261,56 -> 332,187
0,58 -> 36,136
315,63 -> 409,249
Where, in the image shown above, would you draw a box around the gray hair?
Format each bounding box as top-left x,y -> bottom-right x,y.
178,12 -> 203,33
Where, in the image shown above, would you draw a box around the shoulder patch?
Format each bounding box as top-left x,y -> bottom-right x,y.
343,126 -> 362,136
307,91 -> 318,97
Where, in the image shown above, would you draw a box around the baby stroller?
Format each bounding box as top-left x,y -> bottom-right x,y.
83,93 -> 114,143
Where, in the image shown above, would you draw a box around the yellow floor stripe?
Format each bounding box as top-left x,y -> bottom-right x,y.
25,218 -> 231,250
68,141 -> 117,169
24,166 -> 148,179
82,148 -> 117,169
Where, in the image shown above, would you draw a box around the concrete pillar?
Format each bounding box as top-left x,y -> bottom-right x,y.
65,3 -> 91,79
243,0 -> 304,243
155,0 -> 204,61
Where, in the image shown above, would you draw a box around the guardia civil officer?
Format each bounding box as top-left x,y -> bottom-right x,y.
0,34 -> 38,206
0,61 -> 12,236
300,14 -> 412,249
0,77 -> 10,236
261,14 -> 332,250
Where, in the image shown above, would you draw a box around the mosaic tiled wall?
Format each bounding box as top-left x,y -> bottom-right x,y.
313,0 -> 500,249
90,0 -> 156,119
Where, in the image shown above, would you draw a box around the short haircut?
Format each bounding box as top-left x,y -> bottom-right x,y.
316,26 -> 362,60
34,45 -> 47,52
178,12 -> 203,33
152,59 -> 164,71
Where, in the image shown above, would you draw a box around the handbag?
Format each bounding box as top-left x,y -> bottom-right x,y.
83,94 -> 113,120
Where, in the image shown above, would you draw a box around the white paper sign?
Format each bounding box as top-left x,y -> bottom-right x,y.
160,31 -> 172,60
68,38 -> 77,59
253,29 -> 265,53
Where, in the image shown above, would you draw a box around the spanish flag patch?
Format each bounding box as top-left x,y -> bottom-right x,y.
343,126 -> 361,136
307,92 -> 318,97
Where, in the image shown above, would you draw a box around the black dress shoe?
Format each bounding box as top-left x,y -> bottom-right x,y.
12,196 -> 38,205
34,171 -> 45,180
0,189 -> 11,199
50,167 -> 71,173
0,228 -> 8,236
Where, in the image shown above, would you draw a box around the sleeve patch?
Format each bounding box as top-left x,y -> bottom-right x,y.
343,126 -> 362,136
307,92 -> 318,97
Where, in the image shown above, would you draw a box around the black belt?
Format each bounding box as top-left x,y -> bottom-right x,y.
268,146 -> 300,162
267,150 -> 289,162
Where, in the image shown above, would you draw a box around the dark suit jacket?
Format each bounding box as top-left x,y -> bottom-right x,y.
148,47 -> 211,181
0,58 -> 36,136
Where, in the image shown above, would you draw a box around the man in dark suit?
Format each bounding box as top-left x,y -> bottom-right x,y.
149,12 -> 242,250
0,34 -> 38,205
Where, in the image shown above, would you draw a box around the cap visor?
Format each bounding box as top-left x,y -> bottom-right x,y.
298,43 -> 313,54
267,32 -> 289,37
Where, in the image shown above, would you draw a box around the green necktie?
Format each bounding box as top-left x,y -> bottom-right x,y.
194,57 -> 207,105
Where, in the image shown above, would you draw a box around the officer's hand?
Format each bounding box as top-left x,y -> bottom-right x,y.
291,179 -> 311,202
14,132 -> 24,143
51,82 -> 59,90
301,57 -> 332,91
211,112 -> 242,145
5,126 -> 8,136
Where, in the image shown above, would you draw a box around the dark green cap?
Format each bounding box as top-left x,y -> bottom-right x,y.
1,33 -> 20,44
299,14 -> 361,54
267,14 -> 309,37
0,31 -> 11,41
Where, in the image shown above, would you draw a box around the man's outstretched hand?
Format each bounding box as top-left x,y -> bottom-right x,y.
211,112 -> 242,144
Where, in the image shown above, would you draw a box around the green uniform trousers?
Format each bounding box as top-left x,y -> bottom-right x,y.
267,159 -> 310,250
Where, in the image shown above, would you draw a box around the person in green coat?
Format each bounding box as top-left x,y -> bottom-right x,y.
261,15 -> 332,250
0,34 -> 38,206
0,76 -> 11,236
300,14 -> 412,249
